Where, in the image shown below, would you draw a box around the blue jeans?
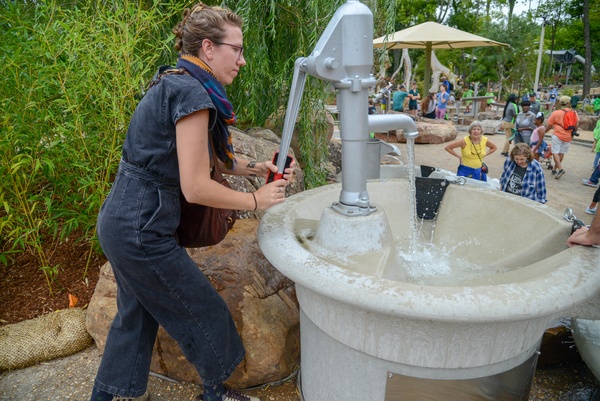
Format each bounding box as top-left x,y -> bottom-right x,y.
589,165 -> 600,185
94,160 -> 244,398
594,152 -> 600,170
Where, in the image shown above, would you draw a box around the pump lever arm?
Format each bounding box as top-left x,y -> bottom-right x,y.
275,57 -> 307,176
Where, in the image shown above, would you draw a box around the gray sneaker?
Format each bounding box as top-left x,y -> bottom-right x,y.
222,389 -> 260,401
555,169 -> 565,179
114,392 -> 149,401
583,179 -> 598,187
196,390 -> 260,401
586,207 -> 597,215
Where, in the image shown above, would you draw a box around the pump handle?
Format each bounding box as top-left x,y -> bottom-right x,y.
277,57 -> 307,174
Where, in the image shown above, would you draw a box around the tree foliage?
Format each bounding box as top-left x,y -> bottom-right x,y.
222,0 -> 346,187
381,0 -> 599,98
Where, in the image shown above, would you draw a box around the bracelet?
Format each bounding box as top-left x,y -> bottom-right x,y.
251,192 -> 258,211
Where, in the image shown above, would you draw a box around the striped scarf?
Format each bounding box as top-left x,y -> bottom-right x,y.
176,54 -> 236,168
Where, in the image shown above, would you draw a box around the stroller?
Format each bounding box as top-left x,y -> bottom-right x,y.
535,141 -> 553,170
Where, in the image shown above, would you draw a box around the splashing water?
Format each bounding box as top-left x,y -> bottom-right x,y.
396,237 -> 485,285
400,138 -> 484,286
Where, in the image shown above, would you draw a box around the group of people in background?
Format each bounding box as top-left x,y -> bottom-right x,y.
370,79 -> 600,216
444,119 -> 548,204
501,94 -> 579,182
369,78 -> 600,247
392,82 -> 422,118
443,90 -> 585,206
374,77 -> 600,118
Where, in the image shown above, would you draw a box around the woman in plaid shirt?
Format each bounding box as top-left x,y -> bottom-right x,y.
500,143 -> 547,203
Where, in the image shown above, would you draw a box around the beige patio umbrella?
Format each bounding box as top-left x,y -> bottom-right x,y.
373,21 -> 509,95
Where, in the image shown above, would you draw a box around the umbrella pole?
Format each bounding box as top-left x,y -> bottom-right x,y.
424,42 -> 432,96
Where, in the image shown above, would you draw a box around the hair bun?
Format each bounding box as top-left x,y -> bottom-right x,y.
191,4 -> 206,13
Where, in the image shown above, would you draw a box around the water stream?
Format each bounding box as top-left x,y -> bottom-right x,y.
405,138 -> 418,253
396,139 -> 485,286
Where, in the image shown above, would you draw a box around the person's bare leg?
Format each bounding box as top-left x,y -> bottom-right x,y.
502,127 -> 512,154
553,153 -> 562,171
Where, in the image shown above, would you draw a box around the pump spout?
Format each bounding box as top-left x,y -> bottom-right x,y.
368,114 -> 419,140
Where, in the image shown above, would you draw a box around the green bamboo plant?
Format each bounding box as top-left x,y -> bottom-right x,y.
0,0 -> 177,290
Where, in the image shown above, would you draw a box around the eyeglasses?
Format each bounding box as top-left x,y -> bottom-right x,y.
213,41 -> 244,59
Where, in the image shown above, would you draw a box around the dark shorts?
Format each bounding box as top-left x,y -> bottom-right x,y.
409,104 -> 418,110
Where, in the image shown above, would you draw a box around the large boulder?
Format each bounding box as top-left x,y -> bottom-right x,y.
227,127 -> 305,220
86,219 -> 300,389
264,107 -> 335,169
578,115 -> 599,131
477,111 -> 500,121
392,119 -> 458,144
480,119 -> 502,135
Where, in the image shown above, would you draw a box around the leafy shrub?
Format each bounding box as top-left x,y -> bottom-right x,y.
0,0 -> 181,289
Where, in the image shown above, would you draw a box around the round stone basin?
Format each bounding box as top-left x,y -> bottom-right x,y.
258,180 -> 600,400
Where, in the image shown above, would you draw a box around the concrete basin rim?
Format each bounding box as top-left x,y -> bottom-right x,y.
258,181 -> 600,322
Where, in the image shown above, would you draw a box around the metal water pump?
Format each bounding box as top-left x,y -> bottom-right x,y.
276,0 -> 419,216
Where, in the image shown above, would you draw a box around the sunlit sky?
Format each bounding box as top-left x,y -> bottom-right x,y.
508,0 -> 542,16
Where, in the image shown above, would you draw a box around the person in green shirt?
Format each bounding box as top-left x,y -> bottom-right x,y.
594,96 -> 600,116
484,87 -> 495,111
407,81 -> 421,117
593,119 -> 600,170
462,86 -> 474,113
571,91 -> 581,109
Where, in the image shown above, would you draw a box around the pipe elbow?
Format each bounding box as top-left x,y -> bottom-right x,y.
367,114 -> 419,140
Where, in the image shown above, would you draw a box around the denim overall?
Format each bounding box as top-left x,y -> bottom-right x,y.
93,71 -> 244,398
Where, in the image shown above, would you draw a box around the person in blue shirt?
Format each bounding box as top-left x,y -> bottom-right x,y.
368,98 -> 377,115
549,86 -> 558,110
441,75 -> 453,93
436,84 -> 450,119
500,143 -> 547,203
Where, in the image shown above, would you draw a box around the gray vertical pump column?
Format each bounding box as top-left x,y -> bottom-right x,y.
279,0 -> 418,216
304,0 -> 376,215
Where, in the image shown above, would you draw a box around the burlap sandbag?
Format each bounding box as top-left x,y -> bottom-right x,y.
0,307 -> 92,371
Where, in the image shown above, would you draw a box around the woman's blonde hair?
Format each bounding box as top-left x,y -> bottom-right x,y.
173,2 -> 243,54
510,143 -> 533,162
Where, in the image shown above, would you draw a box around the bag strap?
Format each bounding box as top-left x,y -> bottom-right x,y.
470,136 -> 483,162
207,133 -> 226,182
146,68 -> 189,91
559,109 -> 566,129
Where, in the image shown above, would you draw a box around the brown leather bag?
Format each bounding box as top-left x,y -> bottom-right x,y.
176,139 -> 237,248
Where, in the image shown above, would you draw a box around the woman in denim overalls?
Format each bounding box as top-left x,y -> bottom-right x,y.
90,3 -> 293,401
